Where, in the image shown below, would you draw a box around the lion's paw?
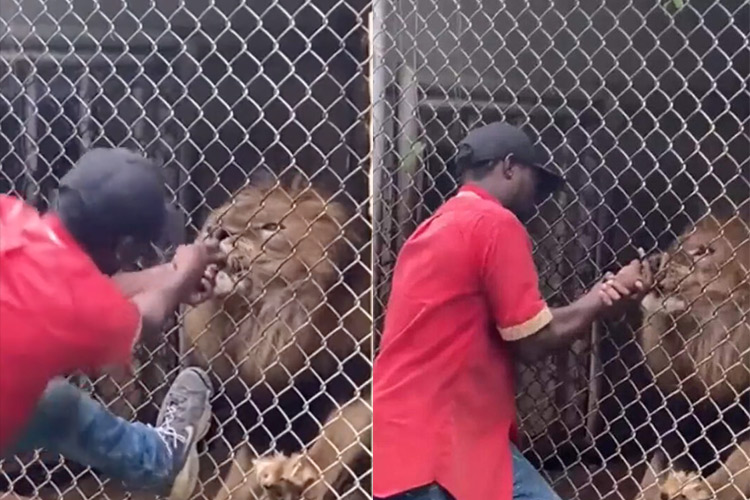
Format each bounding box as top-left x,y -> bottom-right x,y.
660,470 -> 712,500
253,453 -> 319,500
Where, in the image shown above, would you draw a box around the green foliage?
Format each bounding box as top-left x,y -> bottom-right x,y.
666,0 -> 685,11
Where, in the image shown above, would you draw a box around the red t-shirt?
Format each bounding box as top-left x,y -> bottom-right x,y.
373,185 -> 552,500
0,195 -> 141,452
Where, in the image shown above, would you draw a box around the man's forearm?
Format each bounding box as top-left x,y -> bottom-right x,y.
131,275 -> 186,341
544,293 -> 602,348
511,292 -> 602,362
113,263 -> 173,297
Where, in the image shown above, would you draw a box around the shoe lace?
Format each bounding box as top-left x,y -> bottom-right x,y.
156,396 -> 189,450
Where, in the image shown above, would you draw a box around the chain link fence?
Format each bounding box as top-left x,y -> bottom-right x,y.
371,0 -> 748,499
0,0 -> 748,499
0,0 -> 371,498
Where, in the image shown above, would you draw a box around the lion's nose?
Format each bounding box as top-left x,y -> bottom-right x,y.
213,228 -> 230,241
645,252 -> 663,271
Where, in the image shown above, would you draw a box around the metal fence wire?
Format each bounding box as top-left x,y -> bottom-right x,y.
0,0 -> 748,499
371,1 -> 749,499
0,0 -> 372,498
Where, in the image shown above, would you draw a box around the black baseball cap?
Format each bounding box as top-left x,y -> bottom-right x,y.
456,122 -> 565,197
56,147 -> 169,245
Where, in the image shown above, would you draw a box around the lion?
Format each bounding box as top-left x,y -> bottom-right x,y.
182,176 -> 372,500
639,443 -> 750,500
213,394 -> 371,500
639,214 -> 750,499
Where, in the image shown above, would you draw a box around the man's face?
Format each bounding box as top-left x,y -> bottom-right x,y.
90,236 -> 151,275
507,163 -> 539,217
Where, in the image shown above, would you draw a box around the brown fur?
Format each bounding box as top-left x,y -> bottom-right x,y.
183,178 -> 371,499
1,180 -> 371,500
640,444 -> 750,500
184,179 -> 370,391
641,215 -> 750,405
640,214 -> 750,499
639,450 -> 709,500
213,395 -> 371,500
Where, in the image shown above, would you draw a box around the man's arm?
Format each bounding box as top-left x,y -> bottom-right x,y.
510,287 -> 603,363
129,272 -> 188,340
510,263 -> 649,363
71,240 -> 222,375
112,263 -> 173,298
477,213 -> 647,364
131,241 -> 223,340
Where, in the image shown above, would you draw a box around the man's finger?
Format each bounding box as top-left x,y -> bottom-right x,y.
187,287 -> 212,305
621,259 -> 639,274
601,283 -> 622,302
605,278 -> 631,297
205,264 -> 219,280
599,289 -> 614,307
204,237 -> 220,250
206,248 -> 227,265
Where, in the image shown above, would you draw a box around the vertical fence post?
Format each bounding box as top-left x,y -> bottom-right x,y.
371,0 -> 395,342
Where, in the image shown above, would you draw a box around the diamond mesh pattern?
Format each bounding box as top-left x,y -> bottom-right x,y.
0,0 -> 371,498
370,1 -> 748,499
0,0 -> 748,499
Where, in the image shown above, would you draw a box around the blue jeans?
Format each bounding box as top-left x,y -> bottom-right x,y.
5,378 -> 173,491
510,444 -> 561,500
380,445 -> 561,500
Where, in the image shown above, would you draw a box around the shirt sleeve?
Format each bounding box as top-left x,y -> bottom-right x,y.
475,213 -> 552,341
64,256 -> 142,372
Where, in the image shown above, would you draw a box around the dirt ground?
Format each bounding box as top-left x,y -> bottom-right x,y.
2,457 -> 651,500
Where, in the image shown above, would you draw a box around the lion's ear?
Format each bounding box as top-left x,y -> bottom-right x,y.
287,172 -> 311,195
248,168 -> 279,193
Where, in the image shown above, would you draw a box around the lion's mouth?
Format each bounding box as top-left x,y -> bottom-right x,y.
641,251 -> 677,294
214,249 -> 256,297
652,276 -> 681,297
214,268 -> 253,298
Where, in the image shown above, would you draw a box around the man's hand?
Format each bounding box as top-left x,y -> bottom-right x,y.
612,259 -> 653,297
592,259 -> 654,317
171,238 -> 225,303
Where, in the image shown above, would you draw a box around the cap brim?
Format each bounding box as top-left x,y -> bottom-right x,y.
152,202 -> 186,250
534,166 -> 565,200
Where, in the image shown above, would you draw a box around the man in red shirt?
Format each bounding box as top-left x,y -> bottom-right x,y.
373,123 -> 652,500
0,148 -> 224,500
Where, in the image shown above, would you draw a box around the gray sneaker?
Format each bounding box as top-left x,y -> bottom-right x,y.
155,367 -> 213,500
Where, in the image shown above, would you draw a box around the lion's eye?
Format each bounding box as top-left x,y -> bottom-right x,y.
259,222 -> 284,232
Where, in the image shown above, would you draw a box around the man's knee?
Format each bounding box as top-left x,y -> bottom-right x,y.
5,379 -> 86,454
38,378 -> 85,421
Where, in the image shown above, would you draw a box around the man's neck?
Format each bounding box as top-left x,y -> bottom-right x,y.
461,180 -> 513,207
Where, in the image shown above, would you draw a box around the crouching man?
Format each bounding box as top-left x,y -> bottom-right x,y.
0,148 -> 223,499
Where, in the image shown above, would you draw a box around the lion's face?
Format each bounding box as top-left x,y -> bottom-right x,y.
654,216 -> 749,299
202,183 -> 356,301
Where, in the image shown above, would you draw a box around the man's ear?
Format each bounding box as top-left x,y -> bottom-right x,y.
499,158 -> 514,180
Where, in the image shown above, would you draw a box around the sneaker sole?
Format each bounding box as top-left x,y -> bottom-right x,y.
167,368 -> 214,500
